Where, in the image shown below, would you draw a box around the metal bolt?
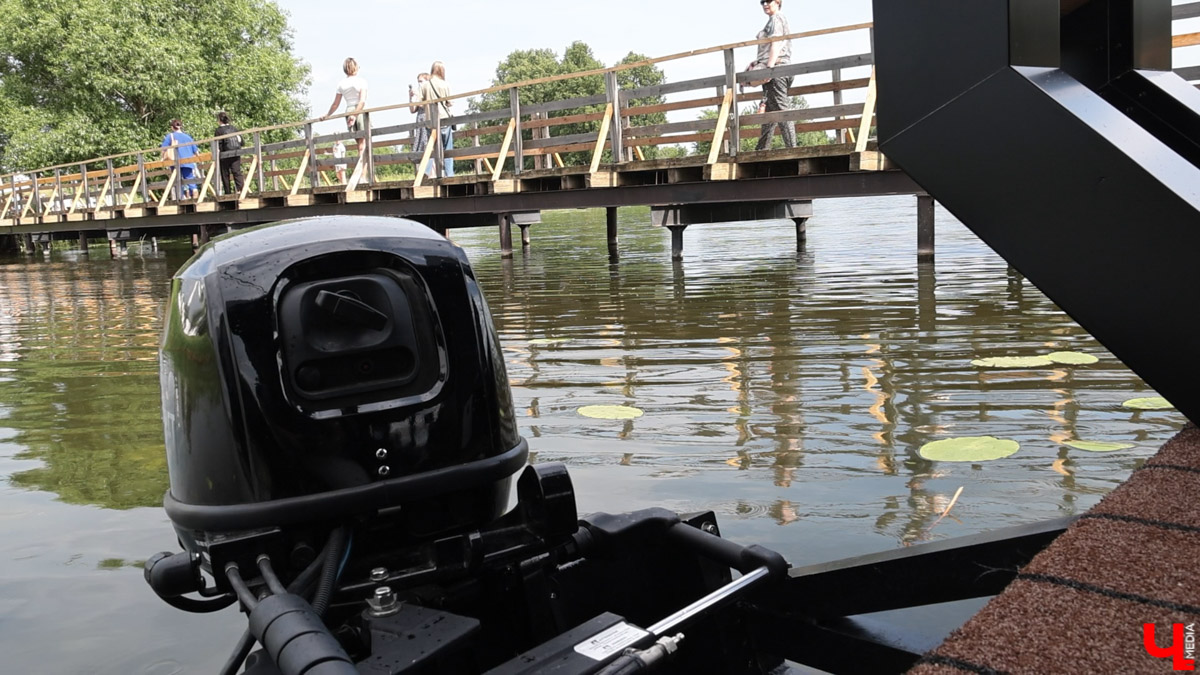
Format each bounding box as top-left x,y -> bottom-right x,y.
375,448 -> 388,460
378,465 -> 391,477
367,585 -> 400,617
370,567 -> 388,582
701,522 -> 718,535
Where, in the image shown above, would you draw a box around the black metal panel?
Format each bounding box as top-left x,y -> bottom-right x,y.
1009,0 -> 1060,67
771,517 -> 1071,618
877,0 -> 1200,424
872,0 -> 1011,141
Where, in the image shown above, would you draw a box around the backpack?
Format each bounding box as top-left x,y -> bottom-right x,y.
218,125 -> 243,153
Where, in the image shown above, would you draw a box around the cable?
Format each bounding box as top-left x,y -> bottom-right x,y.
225,564 -> 259,611
312,526 -> 350,616
257,556 -> 287,595
219,548 -> 329,675
159,593 -> 237,614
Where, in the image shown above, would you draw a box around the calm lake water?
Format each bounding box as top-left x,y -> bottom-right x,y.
0,196 -> 1183,673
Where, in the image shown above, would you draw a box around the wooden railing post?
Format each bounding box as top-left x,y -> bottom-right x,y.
833,68 -> 845,144
509,87 -> 523,175
75,162 -> 88,214
52,169 -> 64,217
174,145 -> 184,201
32,171 -> 44,216
723,48 -> 739,160
138,153 -> 150,204
604,72 -> 624,164
210,138 -> 222,195
254,132 -> 265,196
473,124 -> 482,175
364,111 -> 375,185
106,160 -> 116,210
306,122 -> 319,190
3,175 -> 14,222
432,104 -> 444,180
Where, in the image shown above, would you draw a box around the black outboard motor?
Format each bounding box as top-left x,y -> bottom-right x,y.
146,217 -> 788,675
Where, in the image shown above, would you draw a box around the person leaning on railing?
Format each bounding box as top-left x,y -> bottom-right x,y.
753,0 -> 796,150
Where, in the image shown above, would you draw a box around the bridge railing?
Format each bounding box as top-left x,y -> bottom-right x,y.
4,6 -> 1196,227
2,22 -> 880,224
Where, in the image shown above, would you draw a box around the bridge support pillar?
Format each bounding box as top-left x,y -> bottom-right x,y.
652,200 -> 812,259
606,207 -> 619,257
499,214 -> 514,258
22,233 -> 34,254
668,225 -> 687,260
78,232 -> 89,253
917,195 -> 935,260
793,217 -> 808,249
519,224 -> 531,249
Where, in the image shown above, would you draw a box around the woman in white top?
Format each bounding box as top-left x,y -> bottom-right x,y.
322,57 -> 369,158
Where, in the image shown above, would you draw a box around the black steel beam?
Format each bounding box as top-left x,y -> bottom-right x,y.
874,0 -> 1200,425
770,517 -> 1072,618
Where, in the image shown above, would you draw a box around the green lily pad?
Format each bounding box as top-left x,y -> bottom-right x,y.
919,436 -> 1020,462
971,356 -> 1055,368
1063,440 -> 1135,452
1122,397 -> 1174,410
1045,351 -> 1099,365
529,338 -> 572,346
578,405 -> 644,420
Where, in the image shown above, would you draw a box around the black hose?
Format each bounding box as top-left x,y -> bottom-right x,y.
219,548 -> 329,675
225,565 -> 259,611
596,655 -> 645,675
257,556 -> 287,595
311,526 -> 350,616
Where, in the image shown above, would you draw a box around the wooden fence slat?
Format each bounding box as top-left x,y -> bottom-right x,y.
414,122 -> 439,188
590,103 -> 614,173
197,161 -> 217,202
159,167 -> 179,207
855,67 -> 878,154
492,118 -> 517,182
708,90 -> 734,165
291,150 -> 310,196
240,155 -> 259,200
125,172 -> 142,209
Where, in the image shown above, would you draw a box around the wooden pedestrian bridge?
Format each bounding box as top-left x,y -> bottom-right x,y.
4,7 -> 1200,257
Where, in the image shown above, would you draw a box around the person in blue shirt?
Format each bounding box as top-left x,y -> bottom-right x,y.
161,119 -> 199,199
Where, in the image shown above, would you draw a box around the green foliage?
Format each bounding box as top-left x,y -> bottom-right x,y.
0,0 -> 310,172
694,97 -> 831,157
467,43 -> 667,169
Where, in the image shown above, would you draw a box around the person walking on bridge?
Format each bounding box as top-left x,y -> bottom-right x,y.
321,57 -> 369,173
161,119 -> 199,200
754,0 -> 796,150
214,111 -> 244,196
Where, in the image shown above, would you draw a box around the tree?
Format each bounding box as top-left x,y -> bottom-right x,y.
468,43 -> 667,168
0,0 -> 310,173
694,97 -> 831,157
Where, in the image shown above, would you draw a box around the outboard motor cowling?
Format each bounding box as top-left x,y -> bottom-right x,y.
159,216 -> 524,559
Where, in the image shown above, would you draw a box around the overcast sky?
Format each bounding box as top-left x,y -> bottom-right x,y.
279,0 -> 875,134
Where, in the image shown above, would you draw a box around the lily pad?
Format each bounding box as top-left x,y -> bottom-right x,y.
578,405 -> 644,420
919,436 -> 1020,462
971,356 -> 1054,369
1063,440 -> 1135,453
1122,397 -> 1174,411
1045,351 -> 1099,365
529,338 -> 572,346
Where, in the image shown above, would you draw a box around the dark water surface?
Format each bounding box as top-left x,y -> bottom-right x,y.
0,196 -> 1183,673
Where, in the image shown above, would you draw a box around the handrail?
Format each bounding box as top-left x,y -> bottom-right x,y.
0,21 -> 874,181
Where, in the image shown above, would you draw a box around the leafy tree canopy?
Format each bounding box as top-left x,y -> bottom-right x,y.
0,0 -> 310,172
